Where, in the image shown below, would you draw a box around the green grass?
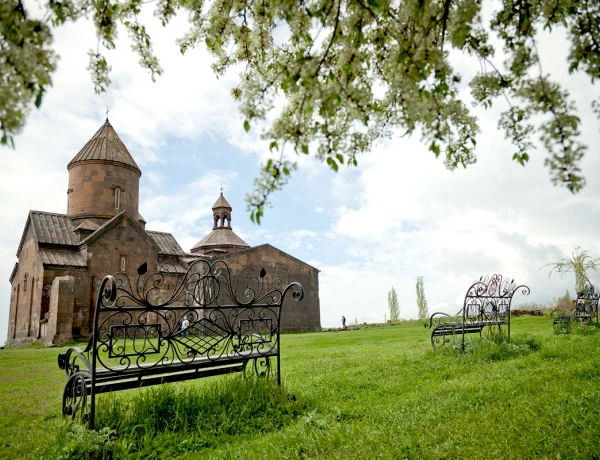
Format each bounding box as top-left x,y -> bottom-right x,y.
2,317 -> 600,459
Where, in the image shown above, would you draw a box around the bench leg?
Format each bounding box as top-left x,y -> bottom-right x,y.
553,316 -> 572,334
431,326 -> 457,350
243,356 -> 273,380
62,371 -> 91,425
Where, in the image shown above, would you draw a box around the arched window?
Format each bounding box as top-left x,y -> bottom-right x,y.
115,188 -> 121,210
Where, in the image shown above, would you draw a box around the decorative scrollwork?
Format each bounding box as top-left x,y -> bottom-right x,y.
58,347 -> 92,377
85,260 -> 303,374
62,371 -> 90,423
243,357 -> 272,379
59,258 -> 304,428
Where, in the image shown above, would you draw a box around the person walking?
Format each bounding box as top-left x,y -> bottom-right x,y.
181,315 -> 190,338
341,315 -> 346,330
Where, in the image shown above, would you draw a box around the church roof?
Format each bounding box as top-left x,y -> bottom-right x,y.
147,231 -> 186,256
39,249 -> 87,268
212,193 -> 232,209
190,228 -> 250,253
17,211 -> 79,256
75,219 -> 100,232
67,120 -> 141,175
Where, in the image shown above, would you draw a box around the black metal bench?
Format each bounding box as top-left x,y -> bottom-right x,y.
425,274 -> 530,349
58,260 -> 304,429
552,283 -> 599,333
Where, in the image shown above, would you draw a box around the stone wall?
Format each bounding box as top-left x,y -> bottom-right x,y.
6,226 -> 44,346
219,245 -> 321,332
43,276 -> 75,345
67,162 -> 141,226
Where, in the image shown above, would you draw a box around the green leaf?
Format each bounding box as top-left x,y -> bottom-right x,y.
327,157 -> 339,172
301,144 -> 309,154
244,120 -> 251,132
367,0 -> 379,7
34,87 -> 45,108
336,154 -> 344,164
269,141 -> 278,152
429,141 -> 441,157
283,167 -> 290,175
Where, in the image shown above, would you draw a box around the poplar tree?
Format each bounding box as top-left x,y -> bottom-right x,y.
416,276 -> 429,320
388,286 -> 400,322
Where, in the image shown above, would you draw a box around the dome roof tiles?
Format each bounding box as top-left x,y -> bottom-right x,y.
190,228 -> 249,253
68,120 -> 141,174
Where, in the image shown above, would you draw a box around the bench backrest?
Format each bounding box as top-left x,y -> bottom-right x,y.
462,274 -> 530,324
91,259 -> 304,374
574,283 -> 599,318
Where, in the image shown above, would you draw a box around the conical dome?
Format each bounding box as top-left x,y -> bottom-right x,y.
212,193 -> 231,209
67,119 -> 141,175
67,120 -> 142,227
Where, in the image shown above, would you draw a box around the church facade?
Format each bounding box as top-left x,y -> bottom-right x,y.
6,120 -> 321,346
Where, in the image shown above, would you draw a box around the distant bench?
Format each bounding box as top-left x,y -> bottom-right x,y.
425,275 -> 530,349
552,283 -> 599,332
58,260 -> 304,429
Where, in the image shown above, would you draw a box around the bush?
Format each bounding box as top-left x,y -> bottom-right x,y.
443,334 -> 542,362
513,302 -> 554,316
39,423 -> 115,460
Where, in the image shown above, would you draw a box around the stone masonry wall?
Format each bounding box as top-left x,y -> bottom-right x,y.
43,276 -> 75,345
67,162 -> 140,226
6,226 -> 44,346
220,245 -> 321,332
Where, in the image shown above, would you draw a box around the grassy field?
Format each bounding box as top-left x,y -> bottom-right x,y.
1,316 -> 600,459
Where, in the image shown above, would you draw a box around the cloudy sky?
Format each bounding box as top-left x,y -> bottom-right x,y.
2,5 -> 600,345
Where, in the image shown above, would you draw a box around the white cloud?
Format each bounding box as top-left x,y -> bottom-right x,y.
314,206 -> 324,213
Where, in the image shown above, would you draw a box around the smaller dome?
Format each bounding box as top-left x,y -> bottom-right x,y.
190,192 -> 249,255
212,192 -> 232,209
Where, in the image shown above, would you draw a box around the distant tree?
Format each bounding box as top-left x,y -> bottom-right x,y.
555,289 -> 574,312
388,286 -> 400,322
353,318 -> 360,326
416,276 -> 429,320
542,247 -> 600,293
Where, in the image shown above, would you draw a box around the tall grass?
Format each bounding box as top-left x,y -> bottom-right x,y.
440,334 -> 542,362
41,376 -> 310,458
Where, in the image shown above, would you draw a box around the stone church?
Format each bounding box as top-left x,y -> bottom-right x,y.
6,120 -> 321,346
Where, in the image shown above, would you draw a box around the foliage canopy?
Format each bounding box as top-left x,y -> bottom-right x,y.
2,0 -> 600,220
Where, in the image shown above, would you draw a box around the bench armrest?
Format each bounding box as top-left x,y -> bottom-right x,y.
58,347 -> 92,378
425,311 -> 461,329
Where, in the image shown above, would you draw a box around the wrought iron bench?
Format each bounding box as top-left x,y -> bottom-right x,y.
57,260 -> 304,429
552,283 -> 599,333
425,274 -> 530,349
